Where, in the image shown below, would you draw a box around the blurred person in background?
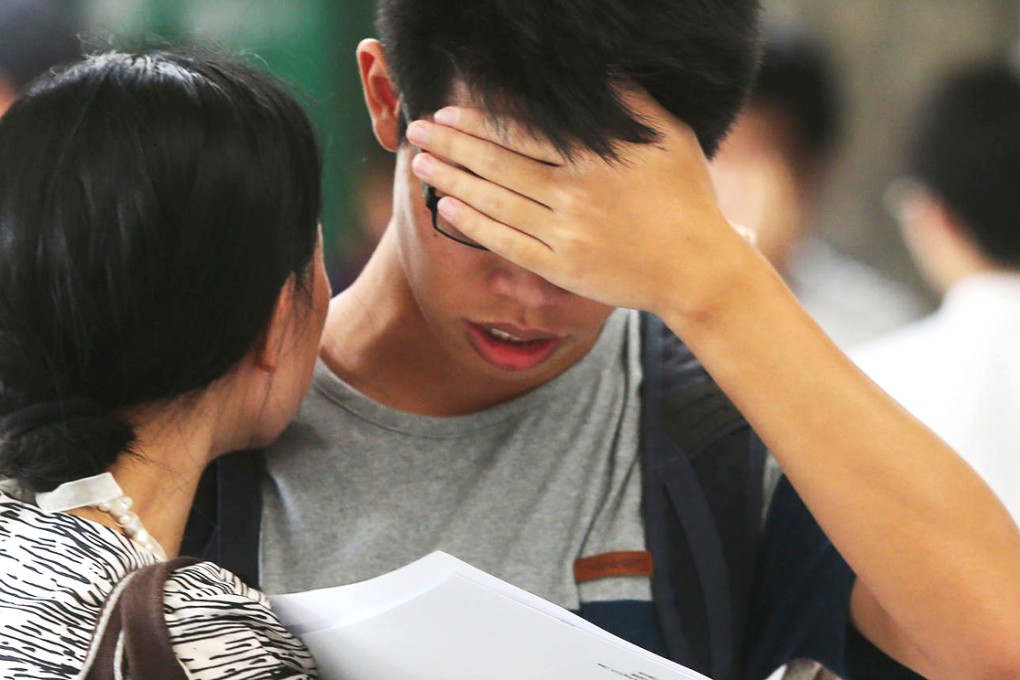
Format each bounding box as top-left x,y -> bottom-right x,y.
710,30 -> 925,349
854,59 -> 1020,523
0,0 -> 81,115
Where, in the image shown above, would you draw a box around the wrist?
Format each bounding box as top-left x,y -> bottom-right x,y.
653,226 -> 775,336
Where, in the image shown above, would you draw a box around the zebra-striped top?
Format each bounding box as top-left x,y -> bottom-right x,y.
0,492 -> 317,679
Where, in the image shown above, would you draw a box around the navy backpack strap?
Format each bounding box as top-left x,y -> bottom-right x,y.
180,450 -> 265,589
215,450 -> 265,588
639,313 -> 764,680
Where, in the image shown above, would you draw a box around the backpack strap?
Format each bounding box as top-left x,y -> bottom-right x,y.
83,556 -> 201,680
181,451 -> 264,588
215,451 -> 265,587
639,312 -> 765,680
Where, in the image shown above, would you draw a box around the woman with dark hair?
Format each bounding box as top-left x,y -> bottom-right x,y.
0,51 -> 328,677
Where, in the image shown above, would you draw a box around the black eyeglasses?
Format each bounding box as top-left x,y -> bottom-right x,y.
423,183 -> 490,251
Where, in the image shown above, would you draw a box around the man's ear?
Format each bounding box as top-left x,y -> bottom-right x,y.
899,192 -> 987,294
357,38 -> 401,152
902,193 -> 970,252
253,274 -> 297,372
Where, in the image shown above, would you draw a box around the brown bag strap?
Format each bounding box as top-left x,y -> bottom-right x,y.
85,556 -> 201,680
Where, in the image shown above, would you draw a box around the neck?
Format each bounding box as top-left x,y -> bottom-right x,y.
70,401 -> 220,558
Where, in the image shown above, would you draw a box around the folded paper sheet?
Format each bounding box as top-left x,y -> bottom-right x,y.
271,551 -> 712,680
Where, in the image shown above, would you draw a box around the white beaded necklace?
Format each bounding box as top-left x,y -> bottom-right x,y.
35,472 -> 168,560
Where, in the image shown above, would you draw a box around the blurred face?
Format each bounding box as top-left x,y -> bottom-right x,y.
710,103 -> 809,271
0,77 -> 16,117
885,180 -> 966,295
390,140 -> 614,392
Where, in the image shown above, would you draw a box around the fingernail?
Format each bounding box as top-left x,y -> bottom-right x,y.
406,121 -> 430,146
437,196 -> 458,219
411,152 -> 435,178
434,107 -> 459,126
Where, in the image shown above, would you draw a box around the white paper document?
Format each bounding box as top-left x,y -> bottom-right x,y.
270,551 -> 713,680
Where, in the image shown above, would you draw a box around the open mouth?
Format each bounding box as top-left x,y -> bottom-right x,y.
485,327 -> 538,344
466,322 -> 563,372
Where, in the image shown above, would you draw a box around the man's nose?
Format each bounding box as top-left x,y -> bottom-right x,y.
488,260 -> 572,308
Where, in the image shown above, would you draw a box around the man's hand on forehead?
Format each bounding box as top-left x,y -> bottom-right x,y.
405,97 -> 756,318
432,106 -> 567,167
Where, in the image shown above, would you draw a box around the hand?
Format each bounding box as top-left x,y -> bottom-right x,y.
409,93 -> 1020,680
406,95 -> 758,319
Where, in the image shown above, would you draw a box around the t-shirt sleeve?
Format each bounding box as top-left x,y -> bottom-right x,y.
162,561 -> 317,679
743,476 -> 923,680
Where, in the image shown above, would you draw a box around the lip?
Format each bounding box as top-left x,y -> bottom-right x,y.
466,321 -> 564,372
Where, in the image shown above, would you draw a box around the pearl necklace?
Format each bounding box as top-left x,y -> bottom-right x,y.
35,472 -> 168,560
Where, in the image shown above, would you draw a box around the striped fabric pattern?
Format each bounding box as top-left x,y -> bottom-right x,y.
0,493 -> 316,679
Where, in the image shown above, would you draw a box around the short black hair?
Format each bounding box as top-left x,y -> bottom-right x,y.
0,51 -> 322,491
377,0 -> 762,159
909,60 -> 1020,267
751,30 -> 840,162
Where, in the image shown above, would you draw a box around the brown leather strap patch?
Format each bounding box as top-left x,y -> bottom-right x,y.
574,551 -> 654,583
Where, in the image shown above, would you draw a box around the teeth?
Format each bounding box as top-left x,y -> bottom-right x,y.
487,327 -> 525,343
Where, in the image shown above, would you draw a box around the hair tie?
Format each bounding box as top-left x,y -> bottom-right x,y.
1,398 -> 107,439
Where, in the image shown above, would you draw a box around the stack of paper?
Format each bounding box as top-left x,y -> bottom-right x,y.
271,551 -> 712,680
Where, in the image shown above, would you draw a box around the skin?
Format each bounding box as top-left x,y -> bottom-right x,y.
319,40 -> 615,417
709,103 -> 813,275
889,181 -> 1004,295
71,239 -> 330,557
0,77 -> 16,117
404,99 -> 1020,679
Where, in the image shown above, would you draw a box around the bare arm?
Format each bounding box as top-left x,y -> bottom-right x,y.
405,100 -> 1020,678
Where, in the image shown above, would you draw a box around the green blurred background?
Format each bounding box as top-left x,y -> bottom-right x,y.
84,0 -> 382,285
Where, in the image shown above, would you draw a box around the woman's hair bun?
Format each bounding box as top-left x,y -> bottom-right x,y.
0,402 -> 135,492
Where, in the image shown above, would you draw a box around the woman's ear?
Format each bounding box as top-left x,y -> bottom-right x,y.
254,274 -> 298,372
357,38 -> 401,152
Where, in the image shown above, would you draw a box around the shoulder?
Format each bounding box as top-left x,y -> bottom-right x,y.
637,312 -> 710,390
164,561 -> 317,678
638,312 -> 755,457
790,239 -> 928,348
0,490 -> 150,586
0,493 -> 152,678
850,313 -> 946,403
851,310 -> 943,363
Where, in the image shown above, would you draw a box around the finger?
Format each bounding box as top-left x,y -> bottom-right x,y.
408,120 -> 560,209
411,151 -> 554,241
435,195 -> 555,266
431,106 -> 566,166
409,115 -> 612,221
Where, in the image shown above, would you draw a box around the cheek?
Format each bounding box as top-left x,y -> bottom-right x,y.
400,213 -> 489,306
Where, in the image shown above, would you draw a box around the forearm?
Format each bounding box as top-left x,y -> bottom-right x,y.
406,102 -> 1020,674
660,247 -> 1020,677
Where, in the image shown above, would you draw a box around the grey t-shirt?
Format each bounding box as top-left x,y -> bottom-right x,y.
261,309 -> 648,610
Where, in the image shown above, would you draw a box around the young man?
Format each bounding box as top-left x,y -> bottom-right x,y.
187,2 -> 1020,678
854,60 -> 1020,523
